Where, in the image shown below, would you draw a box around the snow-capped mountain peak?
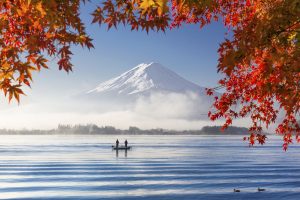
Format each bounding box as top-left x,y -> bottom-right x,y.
88,62 -> 204,95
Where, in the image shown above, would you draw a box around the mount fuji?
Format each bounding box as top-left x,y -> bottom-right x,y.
76,62 -> 216,120
87,62 -> 206,97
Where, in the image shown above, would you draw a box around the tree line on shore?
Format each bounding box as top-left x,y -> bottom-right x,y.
0,124 -> 253,135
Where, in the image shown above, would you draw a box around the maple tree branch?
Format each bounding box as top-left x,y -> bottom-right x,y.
276,19 -> 300,36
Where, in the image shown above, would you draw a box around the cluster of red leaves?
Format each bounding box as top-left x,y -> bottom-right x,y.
243,133 -> 267,146
91,0 -> 169,32
207,0 -> 300,150
92,0 -> 300,150
0,0 -> 93,102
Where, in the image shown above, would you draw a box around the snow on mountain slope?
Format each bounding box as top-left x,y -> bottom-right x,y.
77,62 -> 216,120
87,62 -> 205,96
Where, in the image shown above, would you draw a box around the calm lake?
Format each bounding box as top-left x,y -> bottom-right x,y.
0,135 -> 299,200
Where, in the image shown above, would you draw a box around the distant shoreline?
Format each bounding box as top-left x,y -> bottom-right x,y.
0,125 -> 268,135
0,133 -> 248,135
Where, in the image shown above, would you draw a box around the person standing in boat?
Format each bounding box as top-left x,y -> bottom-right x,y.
116,139 -> 119,148
125,139 -> 128,148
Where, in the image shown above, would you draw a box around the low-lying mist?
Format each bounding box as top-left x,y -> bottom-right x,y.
0,91 -> 254,130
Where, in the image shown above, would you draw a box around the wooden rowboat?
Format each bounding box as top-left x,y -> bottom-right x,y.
112,146 -> 131,150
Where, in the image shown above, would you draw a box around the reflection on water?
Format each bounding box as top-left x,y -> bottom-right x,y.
115,149 -> 128,158
0,135 -> 299,199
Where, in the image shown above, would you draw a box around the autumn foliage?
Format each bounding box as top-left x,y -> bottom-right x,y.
0,0 -> 93,102
0,0 -> 299,149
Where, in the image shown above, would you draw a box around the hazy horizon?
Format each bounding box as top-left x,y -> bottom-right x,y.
0,62 -> 272,131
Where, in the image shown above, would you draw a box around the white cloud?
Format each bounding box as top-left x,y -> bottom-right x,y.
133,92 -> 210,120
0,109 -> 219,130
0,91 -> 253,131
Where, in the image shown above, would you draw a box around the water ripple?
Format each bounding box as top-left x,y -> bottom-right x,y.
0,135 -> 299,199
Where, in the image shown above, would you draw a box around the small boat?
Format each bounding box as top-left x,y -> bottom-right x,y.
112,146 -> 131,150
233,188 -> 241,192
257,187 -> 266,192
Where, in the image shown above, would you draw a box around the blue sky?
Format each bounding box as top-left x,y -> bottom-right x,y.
27,2 -> 228,100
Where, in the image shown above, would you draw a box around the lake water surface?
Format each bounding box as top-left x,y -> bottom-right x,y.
0,135 -> 299,200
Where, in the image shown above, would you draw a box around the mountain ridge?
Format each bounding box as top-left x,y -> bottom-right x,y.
87,62 -> 206,96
